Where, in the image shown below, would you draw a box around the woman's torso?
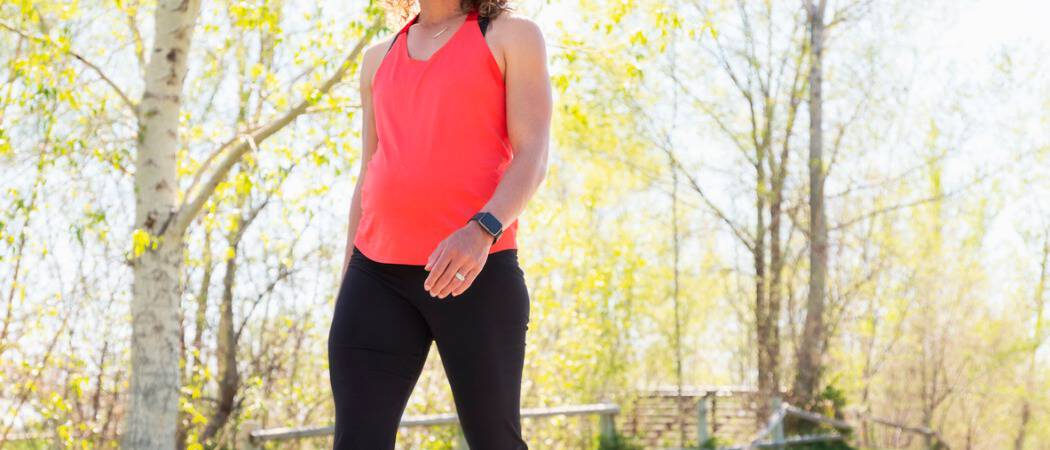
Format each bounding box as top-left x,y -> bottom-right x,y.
354,10 -> 519,265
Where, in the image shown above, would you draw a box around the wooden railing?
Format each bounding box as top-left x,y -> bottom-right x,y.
725,399 -> 851,450
240,402 -> 620,449
678,396 -> 951,450
665,397 -> 850,450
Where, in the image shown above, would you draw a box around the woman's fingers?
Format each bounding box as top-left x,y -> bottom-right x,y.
424,246 -> 450,292
444,253 -> 485,298
449,266 -> 480,297
424,228 -> 490,298
432,253 -> 471,298
425,241 -> 446,272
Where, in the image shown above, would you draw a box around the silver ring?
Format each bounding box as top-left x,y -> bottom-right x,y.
454,272 -> 466,281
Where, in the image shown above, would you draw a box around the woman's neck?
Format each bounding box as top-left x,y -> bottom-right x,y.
417,0 -> 465,25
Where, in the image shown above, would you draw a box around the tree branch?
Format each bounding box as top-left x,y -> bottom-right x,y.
168,19 -> 382,237
0,21 -> 138,115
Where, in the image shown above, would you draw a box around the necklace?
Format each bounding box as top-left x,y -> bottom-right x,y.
417,11 -> 464,39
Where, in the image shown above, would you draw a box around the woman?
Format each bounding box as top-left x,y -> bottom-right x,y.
327,0 -> 551,448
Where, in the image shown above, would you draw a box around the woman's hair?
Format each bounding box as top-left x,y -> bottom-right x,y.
380,0 -> 512,21
461,0 -> 511,19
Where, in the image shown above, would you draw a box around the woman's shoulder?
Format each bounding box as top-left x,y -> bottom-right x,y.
487,12 -> 544,41
485,12 -> 546,60
362,32 -> 398,67
360,32 -> 399,90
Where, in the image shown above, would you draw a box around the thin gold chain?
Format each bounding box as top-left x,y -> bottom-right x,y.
416,11 -> 466,39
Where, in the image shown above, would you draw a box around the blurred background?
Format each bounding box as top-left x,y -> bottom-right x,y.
1,0 -> 1048,448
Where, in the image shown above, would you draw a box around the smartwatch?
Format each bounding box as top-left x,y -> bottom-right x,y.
470,212 -> 504,243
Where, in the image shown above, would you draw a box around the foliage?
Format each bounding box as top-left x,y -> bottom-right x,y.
791,440 -> 855,450
596,431 -> 643,450
699,436 -> 729,450
1,0 -> 1048,448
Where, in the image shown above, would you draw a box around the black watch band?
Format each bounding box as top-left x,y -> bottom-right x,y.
470,212 -> 503,243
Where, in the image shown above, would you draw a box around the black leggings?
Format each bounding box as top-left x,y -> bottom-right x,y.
327,245 -> 530,449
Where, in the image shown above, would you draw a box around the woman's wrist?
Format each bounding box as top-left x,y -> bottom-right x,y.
466,220 -> 497,246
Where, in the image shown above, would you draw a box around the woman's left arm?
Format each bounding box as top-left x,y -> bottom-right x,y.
424,16 -> 552,298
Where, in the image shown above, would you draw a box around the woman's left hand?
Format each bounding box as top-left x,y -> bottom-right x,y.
424,222 -> 494,298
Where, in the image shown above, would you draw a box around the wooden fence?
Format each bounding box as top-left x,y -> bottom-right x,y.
240,402 -> 620,449
661,395 -> 952,450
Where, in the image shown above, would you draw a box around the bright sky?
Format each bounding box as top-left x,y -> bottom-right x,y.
940,0 -> 1050,294
946,0 -> 1050,51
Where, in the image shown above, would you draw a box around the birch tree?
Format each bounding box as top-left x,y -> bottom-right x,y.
123,1 -> 203,447
122,1 -> 381,447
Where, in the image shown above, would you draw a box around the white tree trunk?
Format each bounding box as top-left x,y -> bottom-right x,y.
123,1 -> 200,449
796,0 -> 828,408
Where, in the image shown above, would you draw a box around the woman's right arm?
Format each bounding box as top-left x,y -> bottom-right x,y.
342,38 -> 392,278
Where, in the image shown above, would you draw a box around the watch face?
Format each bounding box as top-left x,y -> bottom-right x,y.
479,213 -> 501,234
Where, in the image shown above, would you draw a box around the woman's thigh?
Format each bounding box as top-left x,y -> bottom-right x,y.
418,249 -> 530,449
327,252 -> 433,449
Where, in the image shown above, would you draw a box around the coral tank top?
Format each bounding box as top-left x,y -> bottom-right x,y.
353,10 -> 518,265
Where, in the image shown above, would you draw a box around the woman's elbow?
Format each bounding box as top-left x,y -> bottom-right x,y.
535,147 -> 550,185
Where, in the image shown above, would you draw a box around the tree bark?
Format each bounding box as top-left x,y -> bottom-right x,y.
123,1 -> 201,449
755,151 -> 777,415
1014,231 -> 1048,450
795,0 -> 828,409
120,10 -> 378,446
200,240 -> 240,442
